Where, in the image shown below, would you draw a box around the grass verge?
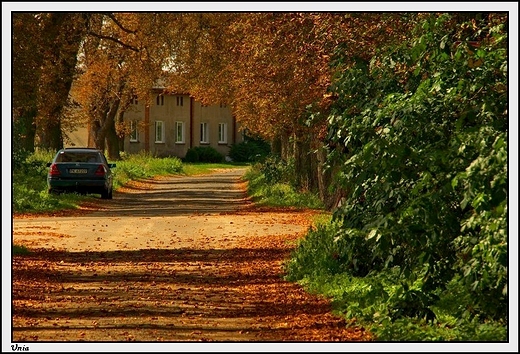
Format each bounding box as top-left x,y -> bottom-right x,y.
283,220 -> 508,341
243,166 -> 324,210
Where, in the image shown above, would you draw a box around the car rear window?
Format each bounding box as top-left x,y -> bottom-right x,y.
56,152 -> 101,163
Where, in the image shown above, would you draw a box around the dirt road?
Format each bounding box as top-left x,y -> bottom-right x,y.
11,168 -> 371,346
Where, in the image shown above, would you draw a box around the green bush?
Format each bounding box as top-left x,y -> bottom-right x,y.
244,161 -> 323,209
184,148 -> 200,162
285,222 -> 507,341
229,137 -> 271,162
286,13 -> 508,341
285,221 -> 343,280
325,13 -> 507,321
259,155 -> 296,186
184,146 -> 224,163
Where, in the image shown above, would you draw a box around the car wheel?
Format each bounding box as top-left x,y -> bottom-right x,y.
108,188 -> 113,200
101,188 -> 110,199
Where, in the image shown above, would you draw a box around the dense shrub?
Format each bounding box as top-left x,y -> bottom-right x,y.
326,13 -> 507,321
244,161 -> 323,209
228,137 -> 271,162
259,155 -> 296,186
184,147 -> 200,162
184,146 -> 224,163
286,13 -> 508,340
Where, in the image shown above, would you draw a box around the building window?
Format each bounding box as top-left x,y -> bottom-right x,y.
200,122 -> 209,144
218,123 -> 227,144
156,95 -> 164,106
129,120 -> 139,142
176,96 -> 183,106
130,95 -> 138,105
175,121 -> 185,144
155,121 -> 165,143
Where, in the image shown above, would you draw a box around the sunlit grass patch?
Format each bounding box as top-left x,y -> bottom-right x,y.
243,166 -> 323,210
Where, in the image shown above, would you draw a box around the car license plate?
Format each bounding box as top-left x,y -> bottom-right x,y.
69,168 -> 88,174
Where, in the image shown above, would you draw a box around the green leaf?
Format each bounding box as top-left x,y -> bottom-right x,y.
471,192 -> 486,209
494,136 -> 505,150
451,177 -> 458,189
367,229 -> 378,240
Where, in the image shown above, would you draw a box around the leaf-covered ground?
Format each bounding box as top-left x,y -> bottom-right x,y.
12,170 -> 372,343
13,228 -> 370,342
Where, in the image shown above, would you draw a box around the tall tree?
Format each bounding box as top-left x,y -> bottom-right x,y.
164,13 -> 413,205
71,13 -> 179,159
36,13 -> 90,151
12,13 -> 43,156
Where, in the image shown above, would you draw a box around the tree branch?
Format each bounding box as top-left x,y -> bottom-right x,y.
87,31 -> 140,52
103,13 -> 137,34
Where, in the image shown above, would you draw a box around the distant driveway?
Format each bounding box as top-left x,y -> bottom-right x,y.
13,168 -> 306,252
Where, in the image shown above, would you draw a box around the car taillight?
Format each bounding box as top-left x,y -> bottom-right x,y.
49,163 -> 61,176
95,165 -> 106,176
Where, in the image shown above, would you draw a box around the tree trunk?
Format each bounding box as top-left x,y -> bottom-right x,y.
91,119 -> 105,151
104,96 -> 122,160
39,118 -> 64,151
117,110 -> 126,153
271,135 -> 282,156
294,134 -> 312,191
88,79 -> 124,159
280,132 -> 291,161
106,125 -> 121,160
309,147 -> 319,193
36,13 -> 88,150
12,13 -> 43,155
315,141 -> 336,209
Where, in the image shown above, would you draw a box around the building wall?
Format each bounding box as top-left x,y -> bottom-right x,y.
191,101 -> 235,157
147,93 -> 191,158
123,93 -> 242,159
64,125 -> 89,148
123,101 -> 146,154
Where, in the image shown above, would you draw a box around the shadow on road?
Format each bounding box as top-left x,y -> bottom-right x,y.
91,169 -> 251,217
12,245 -> 350,342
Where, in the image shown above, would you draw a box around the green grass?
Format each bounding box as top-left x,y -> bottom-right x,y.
111,151 -> 184,189
243,167 -> 324,210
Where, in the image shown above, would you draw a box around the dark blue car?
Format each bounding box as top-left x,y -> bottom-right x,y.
47,148 -> 116,199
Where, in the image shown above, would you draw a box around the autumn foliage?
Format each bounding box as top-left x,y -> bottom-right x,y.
11,10 -> 509,341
